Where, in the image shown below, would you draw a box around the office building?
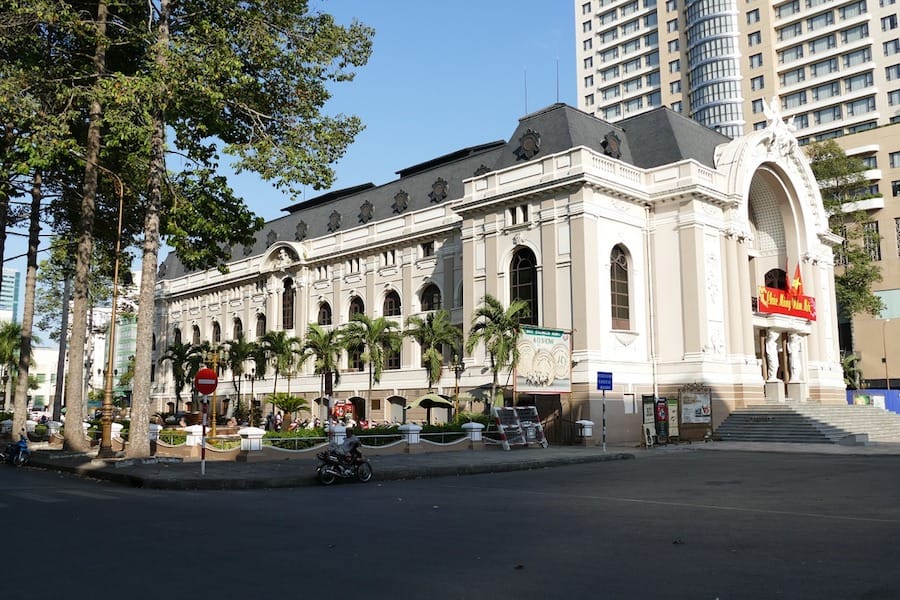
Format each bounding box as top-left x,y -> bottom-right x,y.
576,0 -> 900,387
0,268 -> 20,323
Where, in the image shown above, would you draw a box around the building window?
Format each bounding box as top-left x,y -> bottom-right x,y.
668,39 -> 679,52
885,39 -> 900,56
883,15 -> 898,31
809,34 -> 836,54
814,105 -> 842,124
585,93 -> 595,106
255,314 -> 266,338
665,0 -> 676,10
282,278 -> 295,330
810,58 -> 837,78
781,67 -> 806,86
192,325 -> 201,346
749,53 -> 763,68
510,247 -> 538,326
583,2 -> 592,14
784,90 -> 806,108
421,241 -> 434,257
584,74 -> 594,88
212,321 -> 221,343
667,18 -> 678,32
610,245 -> 630,330
750,75 -> 764,90
383,290 -> 401,317
583,38 -> 593,51
895,218 -> 900,257
420,284 -> 441,311
381,249 -> 396,266
752,98 -> 764,113
601,65 -> 619,80
670,80 -> 681,94
842,24 -> 869,44
840,0 -> 866,19
778,22 -> 802,41
584,56 -> 594,69
624,58 -> 641,73
780,44 -> 804,63
887,65 -> 900,80
807,11 -> 834,30
669,59 -> 680,73
863,221 -> 881,261
764,269 -> 788,291
348,296 -> 364,319
843,47 -> 872,68
173,327 -> 181,345
348,345 -> 364,372
583,20 -> 592,33
812,81 -> 840,101
603,105 -> 622,119
317,302 -> 332,326
233,318 -> 243,340
384,348 -> 400,370
748,31 -> 762,46
507,204 -> 529,225
846,96 -> 875,116
892,181 -> 900,196
747,8 -> 760,23
776,0 -> 799,17
890,152 -> 900,168
889,90 -> 900,105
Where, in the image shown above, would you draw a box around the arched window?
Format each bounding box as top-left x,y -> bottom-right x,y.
385,348 -> 401,370
192,325 -> 201,346
318,302 -> 333,326
255,313 -> 266,338
510,247 -> 538,325
233,318 -> 243,340
765,268 -> 788,290
173,328 -> 182,345
348,345 -> 364,371
282,278 -> 295,329
420,284 -> 441,311
610,245 -> 631,330
152,333 -> 156,351
212,321 -> 221,343
383,290 -> 401,317
348,296 -> 365,319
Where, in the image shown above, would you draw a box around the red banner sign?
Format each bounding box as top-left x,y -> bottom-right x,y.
757,286 -> 816,320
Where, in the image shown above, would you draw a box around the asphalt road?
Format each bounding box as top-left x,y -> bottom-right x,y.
3,450 -> 899,599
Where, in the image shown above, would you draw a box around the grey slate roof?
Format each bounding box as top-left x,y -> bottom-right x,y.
159,103 -> 730,280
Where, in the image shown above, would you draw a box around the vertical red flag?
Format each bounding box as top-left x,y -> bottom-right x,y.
790,263 -> 803,296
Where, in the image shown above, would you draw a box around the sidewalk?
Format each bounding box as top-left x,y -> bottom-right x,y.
25,439 -> 900,491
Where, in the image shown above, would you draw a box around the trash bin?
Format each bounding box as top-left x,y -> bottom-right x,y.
576,420 -> 594,438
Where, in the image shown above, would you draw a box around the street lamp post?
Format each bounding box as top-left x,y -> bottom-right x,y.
244,368 -> 256,426
99,171 -> 124,459
450,354 -> 466,419
204,348 -> 227,437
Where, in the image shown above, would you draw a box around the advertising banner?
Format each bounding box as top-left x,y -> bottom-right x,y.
515,327 -> 571,394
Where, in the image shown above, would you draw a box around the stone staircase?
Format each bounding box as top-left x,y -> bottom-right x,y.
713,403 -> 900,444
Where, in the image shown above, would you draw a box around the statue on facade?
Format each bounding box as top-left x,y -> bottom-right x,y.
788,333 -> 803,382
765,330 -> 780,382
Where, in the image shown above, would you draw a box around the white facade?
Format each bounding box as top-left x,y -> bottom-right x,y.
152,103 -> 844,443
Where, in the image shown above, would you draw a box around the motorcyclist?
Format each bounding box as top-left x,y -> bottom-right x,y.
340,428 -> 362,464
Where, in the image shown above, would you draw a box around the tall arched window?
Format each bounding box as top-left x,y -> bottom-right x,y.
765,268 -> 788,290
212,321 -> 221,343
318,302 -> 333,325
420,284 -> 441,311
152,333 -> 157,351
610,245 -> 631,330
255,314 -> 266,338
233,318 -> 243,340
173,328 -> 182,345
349,296 -> 365,319
510,247 -> 538,325
282,279 -> 295,329
383,290 -> 401,316
192,325 -> 201,346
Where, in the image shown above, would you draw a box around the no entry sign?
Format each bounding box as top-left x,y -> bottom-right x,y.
195,368 -> 218,395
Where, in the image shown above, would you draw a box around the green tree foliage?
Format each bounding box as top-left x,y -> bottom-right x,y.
302,323 -> 344,400
405,309 -> 462,391
343,314 -> 402,418
269,392 -> 308,432
159,341 -> 199,414
806,139 -> 884,320
466,295 -> 530,411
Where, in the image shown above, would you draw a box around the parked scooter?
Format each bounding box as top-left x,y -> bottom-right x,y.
1,434 -> 30,467
315,445 -> 373,485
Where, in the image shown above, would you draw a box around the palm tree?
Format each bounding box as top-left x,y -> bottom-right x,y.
343,314 -> 402,420
405,309 -> 461,391
159,341 -> 199,414
466,294 -> 530,412
301,323 -> 344,409
259,330 -> 300,414
224,334 -> 258,415
0,322 -> 21,411
270,392 -> 309,431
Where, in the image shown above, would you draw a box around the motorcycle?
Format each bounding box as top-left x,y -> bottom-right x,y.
1,434 -> 30,467
315,446 -> 373,485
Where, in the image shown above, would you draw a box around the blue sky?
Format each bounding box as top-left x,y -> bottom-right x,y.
223,0 -> 577,220
7,1 -> 577,319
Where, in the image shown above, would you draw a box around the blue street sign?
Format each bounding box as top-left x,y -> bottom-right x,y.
597,371 -> 613,391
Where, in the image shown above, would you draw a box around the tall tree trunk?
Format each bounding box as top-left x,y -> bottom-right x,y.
125,0 -> 169,458
51,273 -> 70,422
64,0 -> 109,452
11,173 -> 41,438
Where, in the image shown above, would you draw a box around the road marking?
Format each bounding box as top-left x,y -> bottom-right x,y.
57,489 -> 122,500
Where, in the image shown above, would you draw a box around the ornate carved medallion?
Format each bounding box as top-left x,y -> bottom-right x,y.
515,128 -> 541,160
602,131 -> 622,159
266,229 -> 277,247
392,190 -> 409,213
359,200 -> 374,223
429,178 -> 448,203
327,210 -> 342,232
295,220 -> 308,241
